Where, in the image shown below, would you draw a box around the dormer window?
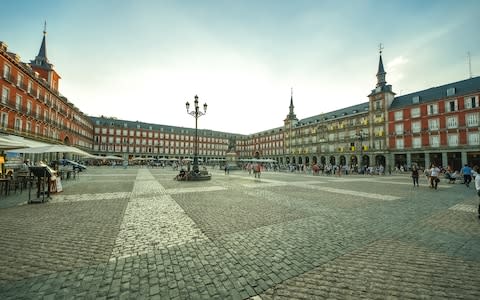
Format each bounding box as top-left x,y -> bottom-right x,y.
446,87 -> 456,96
412,96 -> 420,104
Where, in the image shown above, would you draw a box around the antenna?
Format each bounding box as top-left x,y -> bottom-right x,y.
467,52 -> 472,79
43,21 -> 47,35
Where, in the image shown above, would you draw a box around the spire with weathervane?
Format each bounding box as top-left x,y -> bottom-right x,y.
30,21 -> 61,91
286,88 -> 297,121
376,43 -> 386,88
31,21 -> 53,70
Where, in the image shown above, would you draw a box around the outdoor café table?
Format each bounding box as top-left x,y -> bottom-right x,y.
28,166 -> 52,203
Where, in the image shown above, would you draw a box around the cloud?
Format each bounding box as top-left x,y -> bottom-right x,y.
387,56 -> 409,84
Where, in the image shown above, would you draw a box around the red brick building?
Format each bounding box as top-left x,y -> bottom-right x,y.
387,77 -> 480,170
0,28 -> 93,152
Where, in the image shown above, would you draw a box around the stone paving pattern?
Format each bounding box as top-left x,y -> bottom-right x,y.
0,167 -> 478,299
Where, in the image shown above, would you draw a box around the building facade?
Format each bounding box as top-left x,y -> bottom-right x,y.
1,30 -> 480,172
0,29 -> 93,151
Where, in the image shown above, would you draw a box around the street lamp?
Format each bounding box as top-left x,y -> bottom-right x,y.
356,130 -> 366,173
186,95 -> 207,173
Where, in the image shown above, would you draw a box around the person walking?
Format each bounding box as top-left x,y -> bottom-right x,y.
461,164 -> 473,187
430,163 -> 441,190
475,167 -> 480,219
411,165 -> 419,187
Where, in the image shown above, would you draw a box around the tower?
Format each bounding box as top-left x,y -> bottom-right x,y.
283,88 -> 298,163
367,44 -> 395,168
30,22 -> 61,92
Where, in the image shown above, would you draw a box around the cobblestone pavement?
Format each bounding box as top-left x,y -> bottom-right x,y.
0,167 -> 479,299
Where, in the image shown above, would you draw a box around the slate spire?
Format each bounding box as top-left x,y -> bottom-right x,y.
31,21 -> 53,69
376,43 -> 386,88
287,87 -> 297,120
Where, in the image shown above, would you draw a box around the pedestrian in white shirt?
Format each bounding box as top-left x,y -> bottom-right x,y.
429,163 -> 441,190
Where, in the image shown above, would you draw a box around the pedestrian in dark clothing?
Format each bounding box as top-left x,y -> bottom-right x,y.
411,165 -> 419,187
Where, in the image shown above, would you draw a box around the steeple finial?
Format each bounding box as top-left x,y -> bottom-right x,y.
287,87 -> 297,120
376,43 -> 386,88
31,21 -> 53,70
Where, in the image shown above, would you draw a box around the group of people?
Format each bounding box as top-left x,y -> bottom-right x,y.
411,163 -> 480,219
411,163 -> 478,189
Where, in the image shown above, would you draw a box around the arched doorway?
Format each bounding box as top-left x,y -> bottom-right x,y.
375,155 -> 386,168
339,155 -> 346,166
63,136 -> 70,145
362,154 -> 370,167
320,156 -> 326,165
350,155 -> 358,167
298,157 -> 303,165
329,156 -> 336,165
305,156 -> 309,165
312,156 -> 318,164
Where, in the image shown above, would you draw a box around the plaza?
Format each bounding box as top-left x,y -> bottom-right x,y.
0,168 -> 479,299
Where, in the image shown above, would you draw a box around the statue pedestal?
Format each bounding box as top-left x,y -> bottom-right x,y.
226,151 -> 240,170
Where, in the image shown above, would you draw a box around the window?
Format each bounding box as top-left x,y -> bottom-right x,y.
412,96 -> 420,104
446,87 -> 456,96
395,138 -> 404,149
16,74 -> 23,87
411,121 -> 421,133
428,118 -> 439,130
448,134 -> 458,147
395,123 -> 404,134
464,96 -> 478,109
412,137 -> 421,148
14,118 -> 22,131
430,135 -> 440,147
27,80 -> 32,93
411,107 -> 420,118
466,113 -> 479,127
446,116 -> 458,129
468,132 -> 480,145
1,112 -> 8,128
3,64 -> 11,78
375,100 -> 382,110
445,99 -> 458,112
15,95 -> 22,110
26,101 -> 32,115
1,86 -> 9,103
427,104 -> 438,115
394,110 -> 403,121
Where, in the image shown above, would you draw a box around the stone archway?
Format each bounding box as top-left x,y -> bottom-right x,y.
329,156 -> 336,165
63,136 -> 70,145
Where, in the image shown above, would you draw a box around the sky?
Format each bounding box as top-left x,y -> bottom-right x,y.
1,0 -> 479,135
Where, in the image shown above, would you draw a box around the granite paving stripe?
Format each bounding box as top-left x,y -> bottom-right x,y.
166,185 -> 227,195
110,169 -> 208,259
50,192 -> 131,203
449,203 -> 477,213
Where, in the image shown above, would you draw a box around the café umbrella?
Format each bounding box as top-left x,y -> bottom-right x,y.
8,144 -> 93,157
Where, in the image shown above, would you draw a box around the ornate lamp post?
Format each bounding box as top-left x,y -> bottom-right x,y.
186,95 -> 207,173
356,129 -> 367,173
